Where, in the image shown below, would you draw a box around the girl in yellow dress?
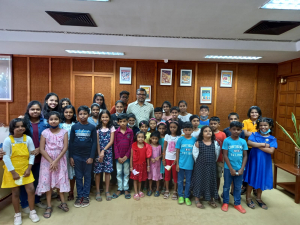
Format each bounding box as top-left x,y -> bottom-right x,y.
1,118 -> 40,225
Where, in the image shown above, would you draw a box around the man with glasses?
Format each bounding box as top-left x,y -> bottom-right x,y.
110,91 -> 130,114
127,88 -> 154,125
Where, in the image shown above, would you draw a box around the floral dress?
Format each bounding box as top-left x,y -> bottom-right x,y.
148,145 -> 162,181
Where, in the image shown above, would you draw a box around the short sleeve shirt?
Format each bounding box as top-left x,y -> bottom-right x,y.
249,132 -> 278,149
164,134 -> 180,160
176,136 -> 197,170
127,100 -> 154,126
178,113 -> 192,122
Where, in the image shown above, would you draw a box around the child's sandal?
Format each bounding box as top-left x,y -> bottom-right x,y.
147,190 -> 153,196
154,191 -> 160,197
58,203 -> 69,212
256,199 -> 268,210
133,194 -> 140,201
43,207 -> 53,219
171,191 -> 178,200
161,187 -> 166,195
246,198 -> 255,209
95,192 -> 102,202
195,200 -> 205,209
163,191 -> 170,199
208,200 -> 218,208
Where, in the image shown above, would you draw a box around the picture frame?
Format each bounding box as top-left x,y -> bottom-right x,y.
180,69 -> 192,86
139,85 -> 151,102
119,67 -> 132,84
0,55 -> 13,102
220,70 -> 233,88
200,87 -> 212,104
160,69 -> 172,86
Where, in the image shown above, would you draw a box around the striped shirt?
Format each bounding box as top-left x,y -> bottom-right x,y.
114,127 -> 134,159
127,100 -> 154,126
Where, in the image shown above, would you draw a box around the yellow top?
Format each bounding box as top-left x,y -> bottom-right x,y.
145,132 -> 151,144
242,118 -> 257,133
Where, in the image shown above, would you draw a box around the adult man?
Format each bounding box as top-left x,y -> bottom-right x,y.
110,91 -> 130,114
127,88 -> 154,125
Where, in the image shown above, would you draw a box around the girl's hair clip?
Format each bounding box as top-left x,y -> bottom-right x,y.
170,120 -> 178,124
149,118 -> 157,122
157,122 -> 166,126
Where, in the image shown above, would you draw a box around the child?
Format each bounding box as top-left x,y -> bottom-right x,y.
154,107 -> 166,123
36,111 -> 69,218
223,113 -> 245,139
69,106 -> 97,208
127,113 -> 140,136
191,125 -> 220,209
147,131 -> 162,197
2,118 -> 40,224
221,121 -> 248,214
244,118 -> 277,210
176,122 -> 197,205
166,107 -> 183,130
130,131 -> 151,200
157,122 -> 167,194
189,115 -> 201,138
178,100 -> 192,122
198,105 -> 210,128
42,93 -> 59,120
60,105 -> 77,201
209,117 -> 226,198
88,103 -> 100,127
139,120 -> 150,144
111,100 -> 125,129
148,118 -> 157,133
93,93 -> 107,112
59,98 -> 71,114
94,110 -> 115,201
113,113 -> 134,199
163,121 -> 181,200
162,101 -> 172,121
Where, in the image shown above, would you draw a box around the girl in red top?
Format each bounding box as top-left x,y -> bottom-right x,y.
130,131 -> 151,201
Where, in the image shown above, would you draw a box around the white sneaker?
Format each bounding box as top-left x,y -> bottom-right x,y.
14,213 -> 22,225
29,210 -> 40,223
35,202 -> 47,209
22,207 -> 30,214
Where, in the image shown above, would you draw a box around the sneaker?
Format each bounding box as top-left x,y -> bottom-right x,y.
178,197 -> 184,205
29,210 -> 40,223
81,197 -> 90,208
185,198 -> 192,206
22,207 -> 30,214
35,202 -> 47,209
74,197 -> 82,208
14,213 -> 22,225
234,205 -> 246,214
221,203 -> 229,212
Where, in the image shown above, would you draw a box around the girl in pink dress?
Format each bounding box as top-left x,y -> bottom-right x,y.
147,131 -> 163,197
36,111 -> 69,219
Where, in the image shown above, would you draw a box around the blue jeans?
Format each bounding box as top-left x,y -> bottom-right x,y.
177,168 -> 193,198
73,155 -> 92,198
223,168 -> 243,205
20,163 -> 40,208
116,159 -> 130,191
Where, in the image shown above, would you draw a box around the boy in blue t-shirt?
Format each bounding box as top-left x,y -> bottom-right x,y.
176,122 -> 197,206
198,105 -> 210,128
222,121 -> 248,214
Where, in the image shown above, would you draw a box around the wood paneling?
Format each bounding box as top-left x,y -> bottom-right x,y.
94,76 -> 112,110
136,61 -> 155,104
73,59 -> 93,72
278,62 -> 292,76
292,61 -> 300,74
74,75 -> 92,110
94,60 -> 114,73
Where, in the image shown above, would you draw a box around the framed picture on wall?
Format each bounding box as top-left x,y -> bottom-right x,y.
139,85 -> 151,102
160,69 -> 172,85
0,55 -> 13,102
119,67 -> 132,84
220,70 -> 233,88
180,69 -> 192,86
200,87 -> 212,104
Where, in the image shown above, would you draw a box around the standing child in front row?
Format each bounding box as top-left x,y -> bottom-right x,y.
198,105 -> 210,128
113,113 -> 133,200
157,122 -> 167,194
176,122 -> 197,206
69,106 -> 97,208
147,131 -> 163,197
163,121 -> 181,200
127,113 -> 140,136
221,121 -> 248,214
2,118 -> 40,225
36,111 -> 69,218
191,126 -> 220,209
139,120 -> 150,143
130,131 -> 152,201
244,118 -> 277,210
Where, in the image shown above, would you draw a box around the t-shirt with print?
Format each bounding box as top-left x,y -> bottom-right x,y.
222,137 -> 248,171
215,131 -> 226,162
178,113 -> 192,122
198,119 -> 209,128
176,136 -> 197,170
164,134 -> 180,160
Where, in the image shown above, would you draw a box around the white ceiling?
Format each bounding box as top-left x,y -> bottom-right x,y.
0,0 -> 300,63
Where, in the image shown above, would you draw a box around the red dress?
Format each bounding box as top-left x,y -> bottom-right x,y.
130,142 -> 152,182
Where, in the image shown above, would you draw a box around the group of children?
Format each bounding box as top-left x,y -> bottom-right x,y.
0,92 -> 278,225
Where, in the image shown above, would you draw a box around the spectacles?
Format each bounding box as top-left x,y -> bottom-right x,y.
137,94 -> 146,96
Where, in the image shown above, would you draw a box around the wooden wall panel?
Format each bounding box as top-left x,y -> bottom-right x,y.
10,57 -> 27,120
278,62 -> 292,76
156,62 -> 176,108
94,60 -> 114,73
30,58 -> 49,104
73,59 -> 93,72
176,62 -> 195,114
292,60 -> 300,74
0,103 -> 6,124
51,58 -> 71,100
236,64 -> 256,121
94,76 -> 112,110
217,64 -> 236,130
74,76 -> 92,110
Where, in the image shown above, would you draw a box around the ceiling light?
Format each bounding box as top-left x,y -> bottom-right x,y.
65,50 -> 124,55
261,0 -> 300,10
205,55 -> 262,60
0,58 -> 11,60
78,0 -> 110,2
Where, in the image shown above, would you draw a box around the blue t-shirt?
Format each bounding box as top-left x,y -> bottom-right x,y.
249,132 -> 277,149
222,137 -> 248,171
175,136 -> 197,170
198,119 -> 209,128
223,127 -> 245,139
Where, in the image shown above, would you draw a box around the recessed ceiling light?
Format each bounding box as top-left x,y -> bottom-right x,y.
261,0 -> 300,10
78,0 -> 110,2
65,50 -> 124,55
0,58 -> 11,60
205,55 -> 262,60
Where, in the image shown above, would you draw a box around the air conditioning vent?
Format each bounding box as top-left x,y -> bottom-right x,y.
46,11 -> 97,27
